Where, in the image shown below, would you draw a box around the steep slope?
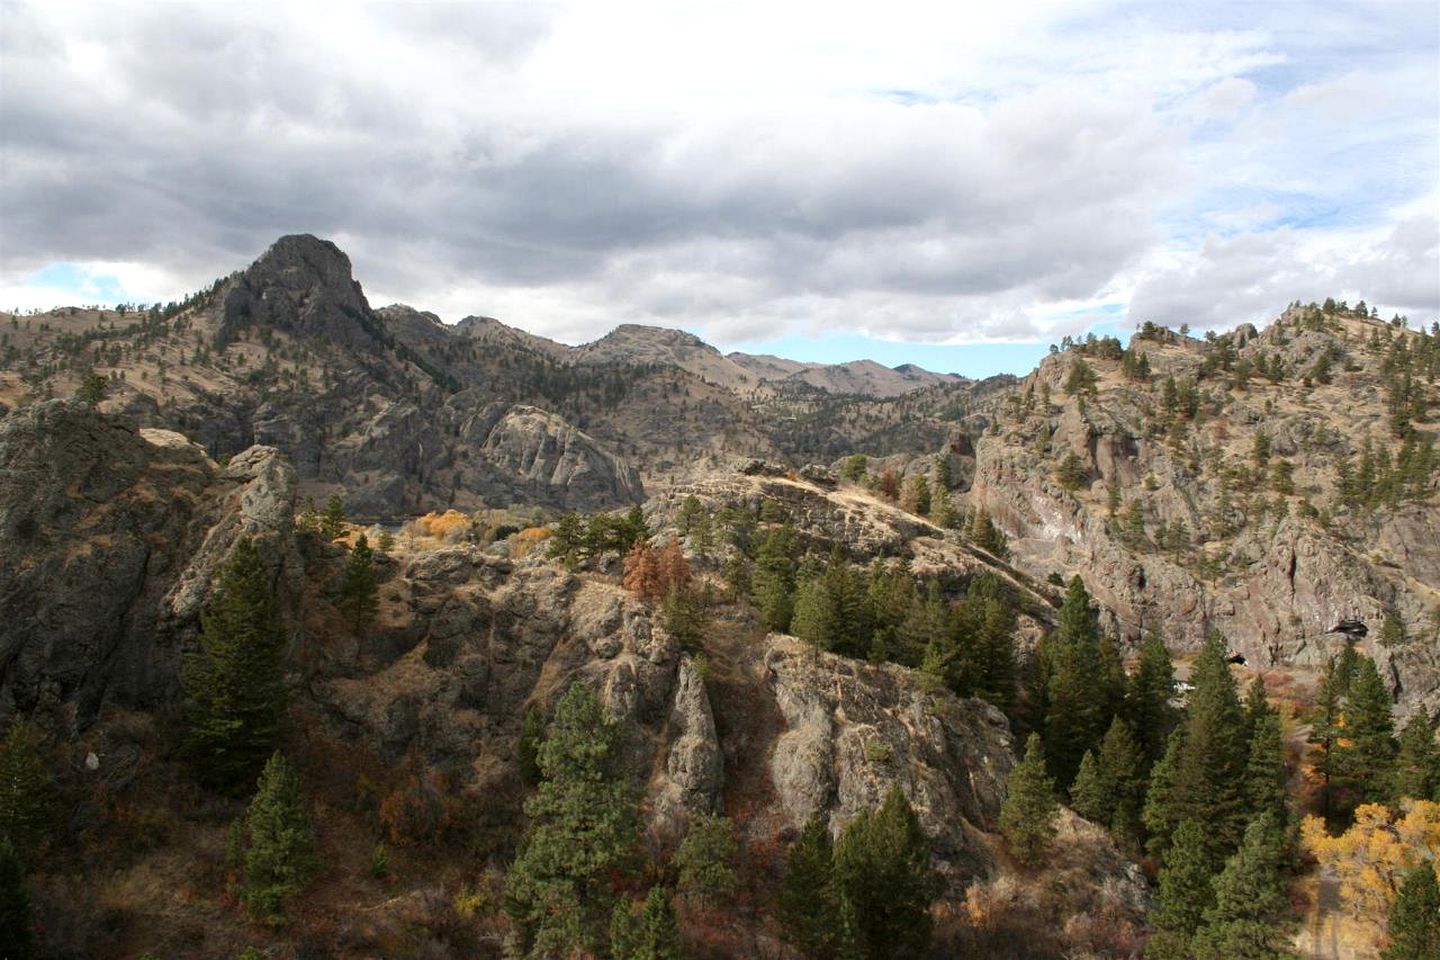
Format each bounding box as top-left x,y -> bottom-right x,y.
968,305 -> 1440,714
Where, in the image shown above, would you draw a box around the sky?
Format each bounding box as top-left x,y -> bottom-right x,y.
1,1 -> 1437,378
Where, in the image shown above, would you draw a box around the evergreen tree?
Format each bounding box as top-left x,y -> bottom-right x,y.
75,369 -> 108,407
0,721 -> 49,855
1244,710 -> 1291,837
1000,734 -> 1059,866
506,682 -> 637,957
1096,716 -> 1146,845
548,512 -> 586,567
517,706 -> 545,787
675,813 -> 737,906
319,493 -> 346,540
1308,654 -> 1346,821
1124,632 -> 1178,770
339,533 -> 380,635
1069,750 -> 1108,823
752,523 -> 798,631
182,538 -> 288,793
1338,655 -> 1397,808
241,751 -> 317,922
832,786 -> 940,960
973,597 -> 1018,710
1392,711 -> 1439,802
1167,632 -> 1249,862
0,837 -> 36,960
1382,864 -> 1440,960
779,815 -> 840,960
791,575 -> 837,652
1043,576 -> 1110,788
1147,819 -> 1220,960
1191,815 -> 1295,960
1143,726 -> 1187,859
896,582 -> 948,670
610,886 -> 682,960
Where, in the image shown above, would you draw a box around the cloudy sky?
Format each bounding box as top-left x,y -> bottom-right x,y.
1,1 -> 1436,376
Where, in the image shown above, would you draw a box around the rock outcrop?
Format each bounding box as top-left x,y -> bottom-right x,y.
0,401 -> 296,719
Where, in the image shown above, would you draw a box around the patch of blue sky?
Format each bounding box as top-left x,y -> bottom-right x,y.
718,330 -> 1060,380
26,263 -> 125,304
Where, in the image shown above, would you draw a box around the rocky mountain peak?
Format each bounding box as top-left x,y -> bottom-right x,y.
217,233 -> 377,350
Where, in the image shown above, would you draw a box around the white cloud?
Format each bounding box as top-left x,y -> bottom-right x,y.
0,0 -> 1435,354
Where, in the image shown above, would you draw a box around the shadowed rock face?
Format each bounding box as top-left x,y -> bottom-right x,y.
0,401 -> 296,720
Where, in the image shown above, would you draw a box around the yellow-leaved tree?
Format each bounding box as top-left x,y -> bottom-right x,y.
1302,800 -> 1440,921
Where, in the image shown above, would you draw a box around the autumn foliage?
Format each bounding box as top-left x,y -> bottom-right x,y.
1302,800 -> 1440,921
623,539 -> 692,602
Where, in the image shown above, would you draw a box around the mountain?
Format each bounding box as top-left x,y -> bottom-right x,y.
4,234 -> 1439,958
0,235 -> 978,517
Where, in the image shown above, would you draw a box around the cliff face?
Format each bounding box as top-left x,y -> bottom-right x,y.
0,401 -> 296,719
969,309 -> 1440,715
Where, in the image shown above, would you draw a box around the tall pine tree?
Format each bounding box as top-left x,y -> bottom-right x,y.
182,538 -> 288,793
831,786 -> 940,960
506,682 -> 638,958
1392,711 -> 1439,802
1044,576 -> 1111,788
1000,734 -> 1059,866
241,751 -> 317,922
1337,654 -> 1396,810
778,815 -> 840,960
1147,819 -> 1220,960
339,533 -> 379,635
1190,815 -> 1295,960
1125,632 -> 1178,771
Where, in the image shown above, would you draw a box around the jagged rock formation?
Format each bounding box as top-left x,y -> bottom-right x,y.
0,400 -> 295,718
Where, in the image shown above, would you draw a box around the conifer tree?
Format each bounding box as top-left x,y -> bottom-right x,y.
973,597 -> 1018,710
1070,750 -> 1108,822
1147,819 -> 1220,960
319,493 -> 346,540
896,582 -> 949,670
182,538 -> 287,793
506,682 -> 637,957
1168,631 -> 1249,861
1044,576 -> 1110,788
0,721 -> 49,855
0,837 -> 36,960
1308,654 -> 1346,820
1001,734 -> 1059,866
1245,710 -> 1292,838
339,533 -> 379,635
1190,815 -> 1295,960
1392,711 -> 1439,802
791,575 -> 837,652
779,815 -> 840,960
610,886 -> 682,960
1143,726 -> 1187,859
1338,655 -> 1397,808
241,751 -> 317,922
1124,633 -> 1178,770
832,786 -> 940,960
675,814 -> 737,906
752,523 -> 798,631
1096,716 -> 1146,845
1382,864 -> 1440,960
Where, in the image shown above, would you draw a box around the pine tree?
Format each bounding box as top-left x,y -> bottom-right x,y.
319,493 -> 346,540
1000,734 -> 1059,866
1147,819 -> 1220,960
1070,750 -> 1109,822
1245,710 -> 1291,837
1190,815 -> 1295,960
1096,716 -> 1146,845
791,575 -> 837,651
1392,711 -> 1439,802
1308,655 -> 1346,821
0,837 -> 36,960
1338,655 -> 1397,809
182,538 -> 288,793
518,706 -> 545,787
339,533 -> 379,635
610,886 -> 682,960
0,721 -> 49,855
832,786 -> 939,960
1044,576 -> 1110,788
779,815 -> 840,960
506,682 -> 638,957
241,751 -> 317,922
1124,633 -> 1178,770
896,582 -> 948,670
675,814 -> 737,906
752,523 -> 798,632
1382,864 -> 1440,960
1143,726 -> 1186,859
1168,632 -> 1249,861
